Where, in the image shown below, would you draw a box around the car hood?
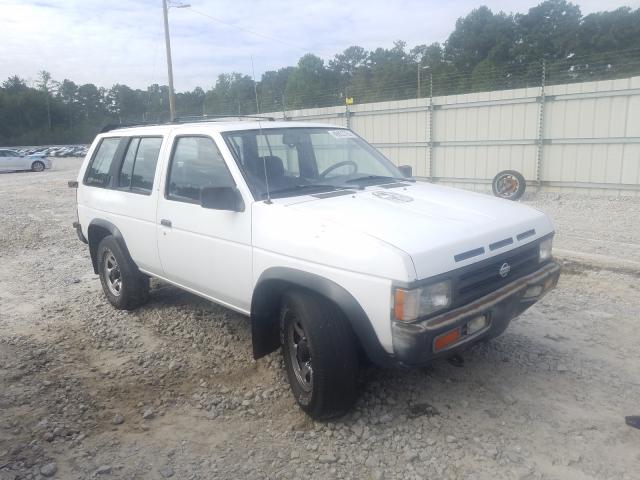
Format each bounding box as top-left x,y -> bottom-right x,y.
283,181 -> 553,279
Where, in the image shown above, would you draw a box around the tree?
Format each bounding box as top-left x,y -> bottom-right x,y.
259,67 -> 294,112
285,54 -> 338,108
2,75 -> 28,94
36,70 -> 57,130
57,79 -> 78,128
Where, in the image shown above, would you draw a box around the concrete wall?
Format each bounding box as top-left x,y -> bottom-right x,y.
266,75 -> 640,195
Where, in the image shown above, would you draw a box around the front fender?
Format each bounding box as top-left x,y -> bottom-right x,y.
250,267 -> 395,367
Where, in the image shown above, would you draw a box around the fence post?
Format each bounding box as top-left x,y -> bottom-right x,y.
535,59 -> 546,190
428,73 -> 434,180
344,97 -> 353,129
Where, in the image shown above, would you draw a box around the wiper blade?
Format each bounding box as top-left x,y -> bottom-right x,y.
263,184 -> 352,198
345,175 -> 404,184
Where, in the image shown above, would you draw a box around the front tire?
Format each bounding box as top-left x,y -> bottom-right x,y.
31,160 -> 45,172
280,290 -> 358,419
97,236 -> 149,310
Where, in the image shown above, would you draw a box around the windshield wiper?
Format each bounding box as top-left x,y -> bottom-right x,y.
263,184 -> 353,198
345,175 -> 406,184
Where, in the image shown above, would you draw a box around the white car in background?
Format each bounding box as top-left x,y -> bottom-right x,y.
0,148 -> 51,172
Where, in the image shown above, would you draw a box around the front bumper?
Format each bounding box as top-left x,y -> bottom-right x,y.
391,260 -> 561,366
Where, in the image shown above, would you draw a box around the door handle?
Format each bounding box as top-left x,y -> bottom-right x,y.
160,219 -> 172,228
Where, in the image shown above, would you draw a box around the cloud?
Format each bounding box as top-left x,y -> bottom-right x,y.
1,0 -> 638,91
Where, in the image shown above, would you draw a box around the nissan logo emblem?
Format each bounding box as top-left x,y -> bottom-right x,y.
499,262 -> 511,278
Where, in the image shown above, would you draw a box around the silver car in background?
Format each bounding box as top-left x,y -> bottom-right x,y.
0,149 -> 52,172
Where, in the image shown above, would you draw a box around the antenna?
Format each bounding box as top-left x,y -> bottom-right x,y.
251,56 -> 260,114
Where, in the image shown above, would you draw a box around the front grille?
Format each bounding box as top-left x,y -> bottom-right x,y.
453,242 -> 540,307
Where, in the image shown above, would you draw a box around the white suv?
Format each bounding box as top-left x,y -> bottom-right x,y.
72,119 -> 560,419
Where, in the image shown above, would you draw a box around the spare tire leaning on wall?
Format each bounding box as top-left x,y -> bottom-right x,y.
492,170 -> 526,200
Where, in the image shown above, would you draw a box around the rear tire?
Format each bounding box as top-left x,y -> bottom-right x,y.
97,235 -> 149,310
492,170 -> 526,200
31,160 -> 45,172
280,290 -> 358,420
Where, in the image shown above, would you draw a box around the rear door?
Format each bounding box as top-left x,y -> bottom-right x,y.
108,136 -> 165,275
79,135 -> 165,275
156,132 -> 252,312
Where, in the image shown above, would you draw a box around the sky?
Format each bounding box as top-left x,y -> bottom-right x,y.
1,0 -> 638,92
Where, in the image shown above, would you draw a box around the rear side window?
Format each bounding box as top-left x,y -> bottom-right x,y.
84,138 -> 120,187
166,136 -> 235,204
118,137 -> 162,194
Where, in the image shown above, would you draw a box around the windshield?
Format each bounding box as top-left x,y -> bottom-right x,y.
222,127 -> 406,199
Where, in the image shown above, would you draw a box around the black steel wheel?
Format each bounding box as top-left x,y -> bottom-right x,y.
280,290 -> 358,419
97,235 -> 149,310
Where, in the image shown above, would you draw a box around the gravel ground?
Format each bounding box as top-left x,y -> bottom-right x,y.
1,158 -> 639,480
523,191 -> 640,262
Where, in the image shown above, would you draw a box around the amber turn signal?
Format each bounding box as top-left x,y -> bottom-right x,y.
433,327 -> 462,352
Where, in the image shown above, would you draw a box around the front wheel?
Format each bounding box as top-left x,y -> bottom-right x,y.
280,290 -> 358,419
31,160 -> 45,172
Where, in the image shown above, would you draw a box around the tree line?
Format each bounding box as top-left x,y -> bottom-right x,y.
1,0 -> 639,146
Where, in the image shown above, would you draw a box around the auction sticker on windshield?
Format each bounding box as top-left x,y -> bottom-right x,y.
328,130 -> 358,139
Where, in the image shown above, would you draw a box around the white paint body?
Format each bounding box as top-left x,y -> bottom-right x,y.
77,122 -> 554,355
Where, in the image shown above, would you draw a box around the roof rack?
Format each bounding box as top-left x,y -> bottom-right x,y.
173,115 -> 276,123
99,115 -> 277,133
100,122 -> 156,133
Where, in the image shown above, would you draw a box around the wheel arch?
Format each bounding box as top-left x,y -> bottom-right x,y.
250,267 -> 393,367
87,219 -> 137,274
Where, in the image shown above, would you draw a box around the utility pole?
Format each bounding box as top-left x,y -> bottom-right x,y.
162,0 -> 177,122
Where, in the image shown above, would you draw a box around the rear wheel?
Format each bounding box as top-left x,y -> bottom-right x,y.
31,160 -> 45,172
280,290 -> 358,419
97,236 -> 149,310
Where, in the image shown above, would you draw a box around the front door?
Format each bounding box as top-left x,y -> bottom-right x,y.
156,134 -> 252,313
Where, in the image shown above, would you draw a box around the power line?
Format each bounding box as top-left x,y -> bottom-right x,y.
186,8 -> 311,52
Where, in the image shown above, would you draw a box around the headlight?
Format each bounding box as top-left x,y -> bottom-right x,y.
393,280 -> 452,322
539,237 -> 553,263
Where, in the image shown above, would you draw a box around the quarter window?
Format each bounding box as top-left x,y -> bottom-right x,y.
117,137 -> 162,194
85,137 -> 120,187
167,136 -> 235,204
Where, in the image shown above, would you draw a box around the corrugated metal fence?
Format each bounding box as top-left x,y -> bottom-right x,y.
265,75 -> 640,195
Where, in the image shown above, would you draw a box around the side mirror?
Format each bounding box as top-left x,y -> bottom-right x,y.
398,165 -> 413,178
200,186 -> 245,212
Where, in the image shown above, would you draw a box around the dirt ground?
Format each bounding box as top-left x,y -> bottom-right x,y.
1,158 -> 639,480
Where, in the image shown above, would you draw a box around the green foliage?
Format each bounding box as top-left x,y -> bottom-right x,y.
1,0 -> 640,145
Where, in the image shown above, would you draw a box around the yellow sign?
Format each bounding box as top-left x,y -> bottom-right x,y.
345,97 -> 354,105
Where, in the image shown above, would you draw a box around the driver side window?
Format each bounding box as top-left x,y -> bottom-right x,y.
166,136 -> 235,204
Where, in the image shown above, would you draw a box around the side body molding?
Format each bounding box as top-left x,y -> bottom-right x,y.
87,219 -> 138,274
250,267 -> 394,368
